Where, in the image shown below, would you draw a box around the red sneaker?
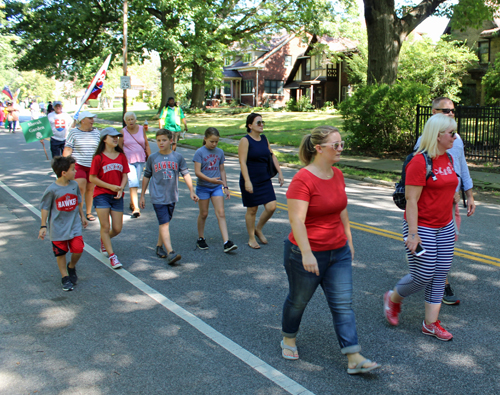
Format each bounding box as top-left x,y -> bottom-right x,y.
109,254 -> 122,269
100,238 -> 108,257
384,290 -> 401,326
422,320 -> 453,341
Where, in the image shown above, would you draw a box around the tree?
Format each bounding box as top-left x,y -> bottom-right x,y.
360,0 -> 499,85
482,61 -> 500,105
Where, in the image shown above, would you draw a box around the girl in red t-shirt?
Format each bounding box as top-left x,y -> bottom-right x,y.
384,114 -> 459,341
281,125 -> 380,375
89,127 -> 130,269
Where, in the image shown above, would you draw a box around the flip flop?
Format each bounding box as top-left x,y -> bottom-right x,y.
281,340 -> 299,360
248,242 -> 260,249
131,211 -> 141,218
347,359 -> 380,375
86,214 -> 96,221
255,230 -> 268,244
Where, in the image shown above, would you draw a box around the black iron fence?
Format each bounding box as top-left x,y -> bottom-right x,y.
416,105 -> 500,162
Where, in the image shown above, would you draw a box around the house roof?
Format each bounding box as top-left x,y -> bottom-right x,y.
480,18 -> 500,38
223,69 -> 243,79
315,36 -> 358,53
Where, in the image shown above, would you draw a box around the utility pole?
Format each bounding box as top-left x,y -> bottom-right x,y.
122,0 -> 128,127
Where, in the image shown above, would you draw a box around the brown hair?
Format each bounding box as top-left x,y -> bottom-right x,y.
203,127 -> 220,145
156,129 -> 173,139
52,156 -> 76,178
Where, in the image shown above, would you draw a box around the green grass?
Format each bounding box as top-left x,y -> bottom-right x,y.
180,139 -> 239,155
92,109 -> 158,123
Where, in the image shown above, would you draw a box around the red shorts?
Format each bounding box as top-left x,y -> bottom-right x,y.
52,236 -> 84,257
75,163 -> 91,182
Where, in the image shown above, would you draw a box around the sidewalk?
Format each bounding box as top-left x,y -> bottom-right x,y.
100,120 -> 500,192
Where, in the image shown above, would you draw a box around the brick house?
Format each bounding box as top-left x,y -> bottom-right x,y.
446,18 -> 500,105
219,34 -> 309,107
284,35 -> 358,108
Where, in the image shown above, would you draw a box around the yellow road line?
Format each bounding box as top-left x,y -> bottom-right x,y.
179,181 -> 499,267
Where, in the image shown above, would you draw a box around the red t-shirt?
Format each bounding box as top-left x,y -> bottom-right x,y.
286,167 -> 348,251
90,152 -> 130,197
404,153 -> 458,228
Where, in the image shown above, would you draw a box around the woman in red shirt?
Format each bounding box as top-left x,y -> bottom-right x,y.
281,126 -> 380,375
384,114 -> 459,341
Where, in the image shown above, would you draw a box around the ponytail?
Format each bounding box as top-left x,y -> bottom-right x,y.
298,126 -> 340,165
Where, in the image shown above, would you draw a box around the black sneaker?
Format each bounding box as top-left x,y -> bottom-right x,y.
62,276 -> 74,292
156,245 -> 167,258
197,237 -> 209,250
67,264 -> 77,285
223,240 -> 238,253
442,284 -> 460,305
166,251 -> 181,266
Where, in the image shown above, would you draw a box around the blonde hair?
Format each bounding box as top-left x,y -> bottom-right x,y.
123,111 -> 137,122
298,126 -> 340,165
417,113 -> 457,158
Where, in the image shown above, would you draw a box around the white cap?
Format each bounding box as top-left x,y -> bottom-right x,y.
77,111 -> 96,121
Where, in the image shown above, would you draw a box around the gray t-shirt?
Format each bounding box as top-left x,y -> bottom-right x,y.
193,146 -> 225,188
40,180 -> 83,241
144,151 -> 189,205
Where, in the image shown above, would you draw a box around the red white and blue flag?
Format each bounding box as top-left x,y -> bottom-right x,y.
75,54 -> 112,116
2,86 -> 13,100
55,118 -> 66,132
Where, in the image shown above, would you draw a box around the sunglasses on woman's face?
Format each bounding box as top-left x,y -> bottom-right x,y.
255,121 -> 265,126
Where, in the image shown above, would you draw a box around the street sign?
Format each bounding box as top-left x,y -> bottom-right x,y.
120,76 -> 131,90
20,117 -> 53,143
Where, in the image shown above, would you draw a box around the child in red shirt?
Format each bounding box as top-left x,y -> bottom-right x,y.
90,127 -> 129,269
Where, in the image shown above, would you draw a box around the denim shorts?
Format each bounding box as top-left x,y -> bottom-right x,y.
153,203 -> 176,225
196,184 -> 224,200
127,162 -> 145,188
93,193 -> 124,212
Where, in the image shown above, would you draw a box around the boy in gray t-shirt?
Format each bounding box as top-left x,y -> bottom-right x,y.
39,156 -> 87,291
140,129 -> 198,266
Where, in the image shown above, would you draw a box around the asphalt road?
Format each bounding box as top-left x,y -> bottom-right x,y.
1,126 -> 499,395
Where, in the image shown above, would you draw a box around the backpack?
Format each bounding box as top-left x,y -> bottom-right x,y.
392,151 -> 453,210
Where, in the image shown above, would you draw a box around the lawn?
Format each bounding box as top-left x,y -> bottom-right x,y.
94,109 -> 345,148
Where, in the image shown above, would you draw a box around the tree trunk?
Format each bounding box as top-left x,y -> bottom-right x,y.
364,0 -> 403,85
191,62 -> 206,109
364,0 -> 447,85
160,54 -> 175,112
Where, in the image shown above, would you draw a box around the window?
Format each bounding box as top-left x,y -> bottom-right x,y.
242,80 -> 253,94
284,55 -> 292,67
264,80 -> 284,94
243,53 -> 252,63
223,82 -> 231,95
478,41 -> 489,63
224,57 -> 233,66
305,58 -> 311,75
315,54 -> 322,69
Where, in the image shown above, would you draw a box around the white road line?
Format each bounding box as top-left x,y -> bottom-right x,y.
0,179 -> 315,395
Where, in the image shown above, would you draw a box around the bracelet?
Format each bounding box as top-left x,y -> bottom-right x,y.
40,226 -> 47,229
223,187 -> 228,189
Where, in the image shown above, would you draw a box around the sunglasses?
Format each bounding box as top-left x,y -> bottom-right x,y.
321,141 -> 345,150
436,108 -> 455,114
255,121 -> 265,126
446,131 -> 457,138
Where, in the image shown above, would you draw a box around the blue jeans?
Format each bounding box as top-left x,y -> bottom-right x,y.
50,138 -> 66,158
281,238 -> 360,354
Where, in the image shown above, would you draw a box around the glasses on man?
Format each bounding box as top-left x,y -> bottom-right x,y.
256,121 -> 265,126
436,108 -> 455,114
321,141 -> 345,150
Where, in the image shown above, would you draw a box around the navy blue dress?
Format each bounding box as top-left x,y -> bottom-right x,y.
239,134 -> 276,207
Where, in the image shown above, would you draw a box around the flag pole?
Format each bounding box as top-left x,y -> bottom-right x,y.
40,140 -> 49,160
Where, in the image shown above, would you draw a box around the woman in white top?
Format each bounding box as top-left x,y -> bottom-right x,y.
119,111 -> 151,218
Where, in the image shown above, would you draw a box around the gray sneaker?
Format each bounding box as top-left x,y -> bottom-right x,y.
442,284 -> 460,305
166,251 -> 181,266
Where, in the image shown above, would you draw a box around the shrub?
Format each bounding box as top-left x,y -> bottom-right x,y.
339,81 -> 431,156
285,99 -> 298,111
483,61 -> 500,106
296,95 -> 314,112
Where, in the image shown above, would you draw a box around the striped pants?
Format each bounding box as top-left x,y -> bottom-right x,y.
396,220 -> 455,304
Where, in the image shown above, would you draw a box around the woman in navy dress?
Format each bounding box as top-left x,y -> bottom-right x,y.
238,113 -> 284,249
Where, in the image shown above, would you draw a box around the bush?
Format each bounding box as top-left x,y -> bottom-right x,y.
284,96 -> 314,112
285,99 -> 298,111
339,81 -> 430,156
483,61 -> 500,106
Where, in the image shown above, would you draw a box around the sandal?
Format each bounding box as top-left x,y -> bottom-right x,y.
281,340 -> 299,360
347,359 -> 380,375
248,242 -> 260,249
255,230 -> 268,244
86,214 -> 96,221
131,211 -> 141,218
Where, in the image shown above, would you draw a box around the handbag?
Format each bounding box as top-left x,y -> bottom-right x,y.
267,152 -> 278,178
125,127 -> 149,160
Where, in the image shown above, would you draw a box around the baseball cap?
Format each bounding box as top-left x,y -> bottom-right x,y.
77,110 -> 96,121
100,127 -> 123,139
53,101 -> 62,106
